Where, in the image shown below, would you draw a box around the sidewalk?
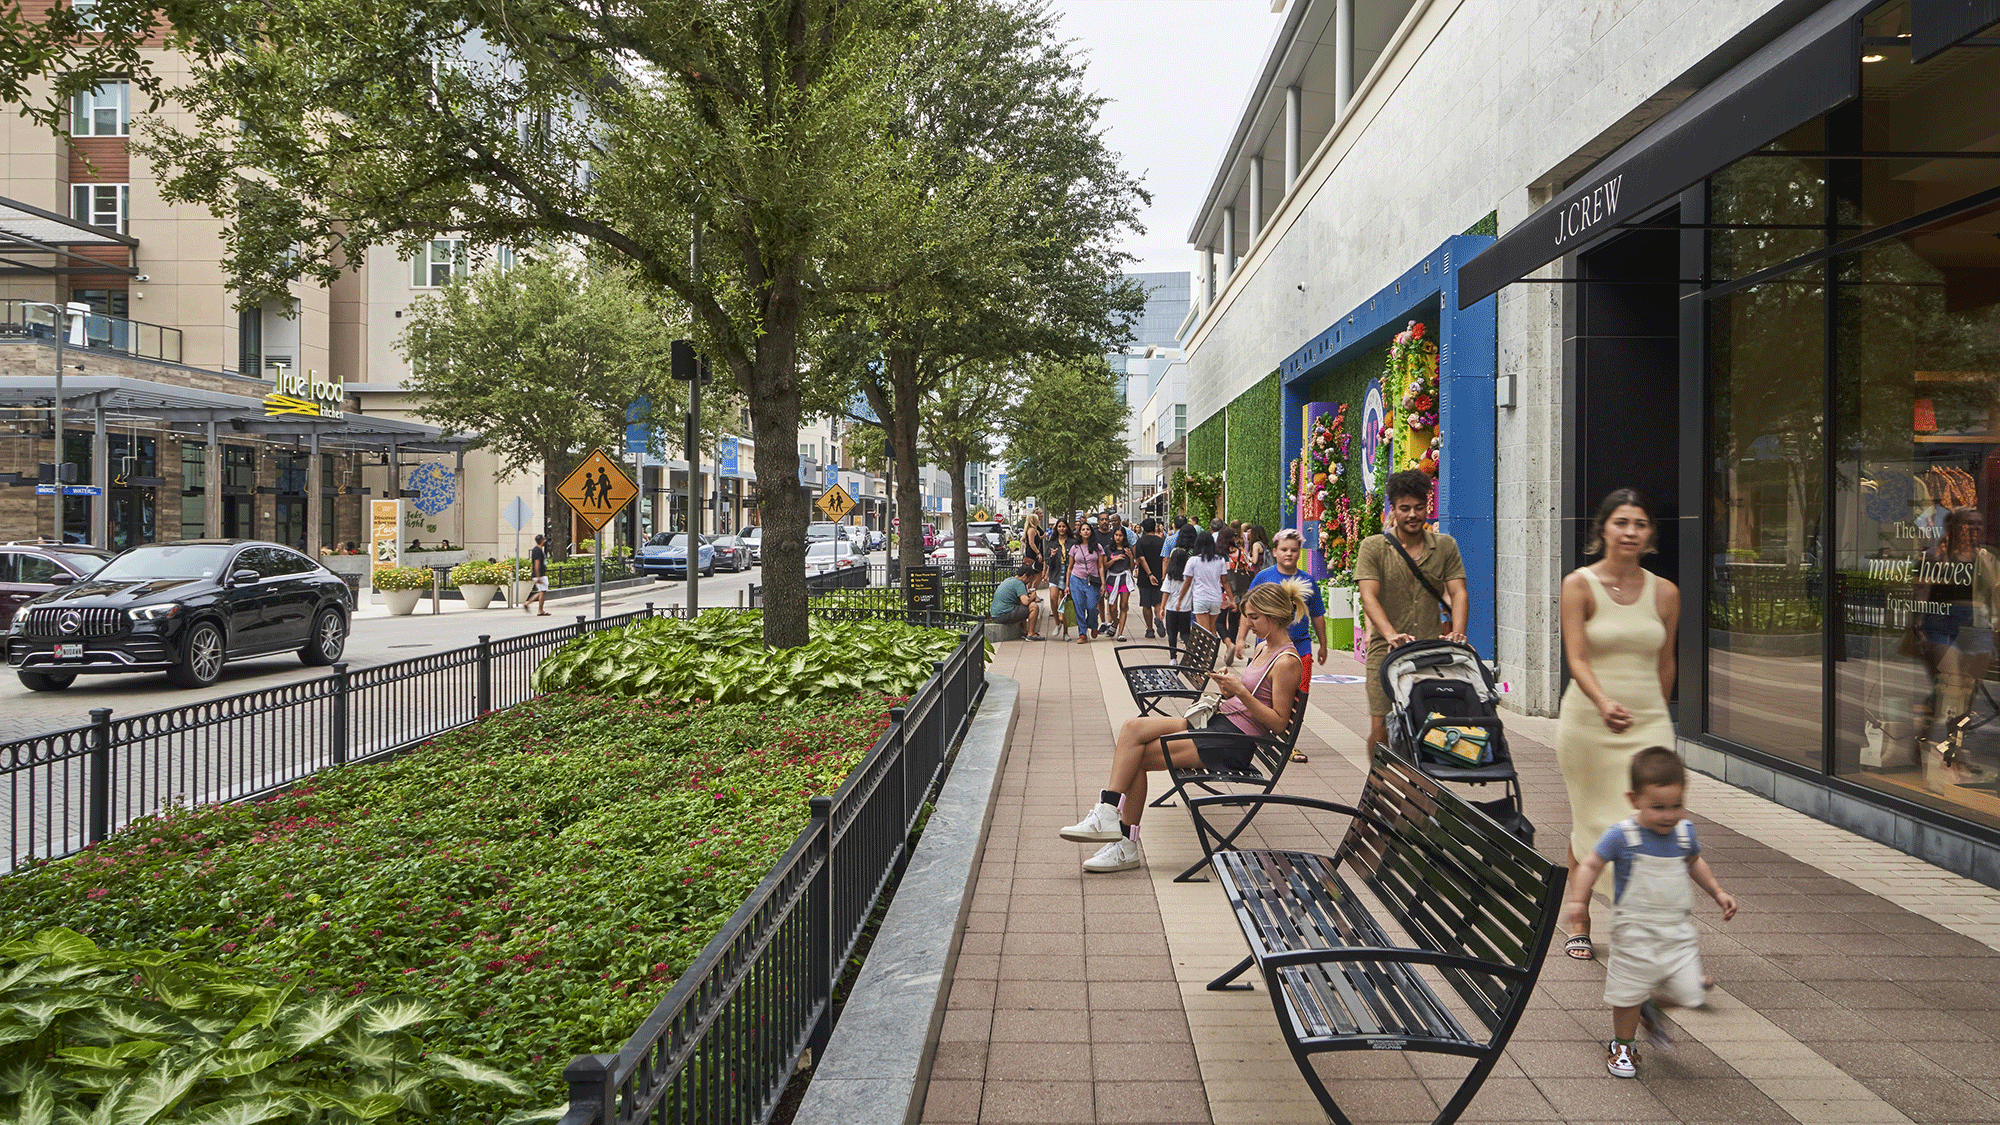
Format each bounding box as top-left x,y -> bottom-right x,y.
927,633 -> 2000,1124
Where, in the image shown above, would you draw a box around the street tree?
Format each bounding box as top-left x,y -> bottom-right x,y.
4,0 -> 913,647
922,360 -> 1021,575
1001,357 -> 1128,525
806,0 -> 1148,575
397,253 -> 676,560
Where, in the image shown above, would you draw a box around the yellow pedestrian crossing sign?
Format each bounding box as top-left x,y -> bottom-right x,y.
557,449 -> 638,534
816,483 -> 856,522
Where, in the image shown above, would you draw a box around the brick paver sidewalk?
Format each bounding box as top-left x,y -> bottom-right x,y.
926,636 -> 2000,1124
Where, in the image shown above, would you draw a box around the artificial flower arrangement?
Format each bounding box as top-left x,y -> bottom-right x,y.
1300,402 -> 1350,522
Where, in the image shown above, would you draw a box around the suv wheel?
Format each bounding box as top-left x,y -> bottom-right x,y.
19,670 -> 76,692
301,607 -> 347,666
168,620 -> 226,688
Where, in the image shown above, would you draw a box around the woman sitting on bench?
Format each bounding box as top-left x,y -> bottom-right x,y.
1061,578 -> 1307,873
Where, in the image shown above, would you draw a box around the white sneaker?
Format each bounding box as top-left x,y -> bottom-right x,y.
1082,837 -> 1141,873
1059,802 -> 1124,843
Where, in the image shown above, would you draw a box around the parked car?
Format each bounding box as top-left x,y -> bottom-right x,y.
709,535 -> 752,572
965,521 -> 1010,559
869,529 -> 888,551
842,524 -> 871,550
805,539 -> 860,577
637,533 -> 714,578
0,541 -> 113,629
929,541 -> 995,575
739,525 -> 762,564
5,540 -> 354,691
807,522 -> 841,544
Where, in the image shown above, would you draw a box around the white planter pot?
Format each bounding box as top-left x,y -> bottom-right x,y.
383,589 -> 423,616
460,584 -> 500,610
1323,584 -> 1355,619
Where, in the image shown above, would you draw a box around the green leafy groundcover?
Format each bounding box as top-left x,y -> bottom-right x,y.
534,609 -> 980,703
0,691 -> 896,1124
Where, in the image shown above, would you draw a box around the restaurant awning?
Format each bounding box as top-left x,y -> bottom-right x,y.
0,375 -> 470,452
1457,0 -> 1874,308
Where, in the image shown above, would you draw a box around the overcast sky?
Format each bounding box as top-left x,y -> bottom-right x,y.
1046,0 -> 1283,277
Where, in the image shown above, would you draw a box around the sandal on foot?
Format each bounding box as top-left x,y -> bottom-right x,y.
1564,934 -> 1595,961
1291,751 -> 1310,763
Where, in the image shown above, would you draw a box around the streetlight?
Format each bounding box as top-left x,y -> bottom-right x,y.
23,300 -> 92,542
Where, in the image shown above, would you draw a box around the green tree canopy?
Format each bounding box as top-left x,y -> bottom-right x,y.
1002,357 -> 1128,525
398,253 -> 676,557
805,0 -> 1147,571
922,359 -> 1022,571
4,0 -> 915,646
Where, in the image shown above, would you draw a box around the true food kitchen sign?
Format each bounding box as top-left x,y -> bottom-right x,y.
263,365 -> 346,419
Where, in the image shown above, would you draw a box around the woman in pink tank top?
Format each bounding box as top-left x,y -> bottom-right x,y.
1057,577 -> 1310,874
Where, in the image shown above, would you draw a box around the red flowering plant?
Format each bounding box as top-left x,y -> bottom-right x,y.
0,638 -> 941,1124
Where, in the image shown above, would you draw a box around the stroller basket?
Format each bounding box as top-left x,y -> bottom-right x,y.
1379,639 -> 1534,845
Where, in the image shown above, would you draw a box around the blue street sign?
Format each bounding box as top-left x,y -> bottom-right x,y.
719,438 -> 739,478
35,484 -> 102,496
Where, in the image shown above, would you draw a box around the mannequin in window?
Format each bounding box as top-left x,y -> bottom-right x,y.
1913,507 -> 2000,790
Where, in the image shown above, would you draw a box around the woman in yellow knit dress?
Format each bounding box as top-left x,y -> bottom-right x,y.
1556,490 -> 1681,960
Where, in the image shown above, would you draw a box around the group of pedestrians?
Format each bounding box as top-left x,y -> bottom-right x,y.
1039,475 -> 1738,1084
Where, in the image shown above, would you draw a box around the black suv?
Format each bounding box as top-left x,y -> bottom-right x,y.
0,541 -> 112,630
5,540 -> 354,691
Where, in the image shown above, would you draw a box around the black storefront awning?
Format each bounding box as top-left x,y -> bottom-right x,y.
1457,0 -> 1873,309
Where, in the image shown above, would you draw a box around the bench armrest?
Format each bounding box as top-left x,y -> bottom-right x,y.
1257,945 -> 1534,982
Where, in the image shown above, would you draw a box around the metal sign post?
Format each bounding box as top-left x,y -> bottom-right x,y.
501,496 -> 532,608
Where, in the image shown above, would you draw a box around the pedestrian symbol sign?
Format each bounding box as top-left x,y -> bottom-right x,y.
557,449 -> 638,534
816,483 -> 856,522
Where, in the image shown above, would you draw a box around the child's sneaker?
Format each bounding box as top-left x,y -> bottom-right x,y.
1605,1039 -> 1637,1079
1638,1000 -> 1673,1050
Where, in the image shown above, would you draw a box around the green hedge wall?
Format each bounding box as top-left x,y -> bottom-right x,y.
1463,211 -> 1498,238
1187,412 -> 1226,479
1225,372 -> 1281,534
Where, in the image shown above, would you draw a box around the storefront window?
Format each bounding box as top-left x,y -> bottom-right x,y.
1709,120 -> 1827,284
1706,263 -> 1826,768
1832,216 -> 2000,830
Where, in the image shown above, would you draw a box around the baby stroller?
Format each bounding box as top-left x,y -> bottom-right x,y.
1379,639 -> 1533,844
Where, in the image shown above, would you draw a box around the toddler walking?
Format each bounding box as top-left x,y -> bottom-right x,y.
1560,746 -> 1737,1079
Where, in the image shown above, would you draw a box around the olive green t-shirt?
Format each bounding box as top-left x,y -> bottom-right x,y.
1354,529 -> 1465,657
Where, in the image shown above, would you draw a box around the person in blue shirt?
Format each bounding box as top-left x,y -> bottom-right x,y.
1234,528 -> 1328,666
989,563 -> 1040,638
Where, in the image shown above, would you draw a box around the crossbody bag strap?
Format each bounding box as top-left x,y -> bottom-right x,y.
1383,532 -> 1448,609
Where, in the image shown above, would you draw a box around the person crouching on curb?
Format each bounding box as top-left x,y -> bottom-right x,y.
1057,577 -> 1308,873
1561,746 -> 1737,1080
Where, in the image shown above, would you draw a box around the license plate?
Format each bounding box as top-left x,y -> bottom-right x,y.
55,643 -> 83,660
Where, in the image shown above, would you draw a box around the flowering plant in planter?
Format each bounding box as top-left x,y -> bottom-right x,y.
372,565 -> 433,592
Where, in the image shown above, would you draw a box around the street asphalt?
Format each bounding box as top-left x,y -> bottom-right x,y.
0,557 -> 806,744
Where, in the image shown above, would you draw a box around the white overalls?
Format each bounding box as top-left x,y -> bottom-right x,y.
1602,818 -> 1706,1009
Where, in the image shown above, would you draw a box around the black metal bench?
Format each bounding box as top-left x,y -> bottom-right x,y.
1188,749 -> 1564,1125
1154,684 -> 1312,883
1113,622 -> 1220,716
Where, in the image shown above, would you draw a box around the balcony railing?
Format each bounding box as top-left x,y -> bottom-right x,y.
0,298 -> 184,365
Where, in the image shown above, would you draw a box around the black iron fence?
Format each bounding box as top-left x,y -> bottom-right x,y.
1,608 -> 659,872
754,560 -> 1006,622
555,625 -> 986,1125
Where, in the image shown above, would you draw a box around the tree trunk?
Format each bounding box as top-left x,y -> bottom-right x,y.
949,444 -> 971,578
545,451 -> 578,562
745,278 -> 811,648
888,349 -> 927,576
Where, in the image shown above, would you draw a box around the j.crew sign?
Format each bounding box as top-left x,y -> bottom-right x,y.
1553,174 -> 1624,249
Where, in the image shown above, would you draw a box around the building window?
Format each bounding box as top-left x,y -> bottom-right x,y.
69,81 -> 129,136
224,446 -> 255,490
496,245 -> 517,273
180,442 -> 205,539
70,183 -> 128,234
410,239 -> 467,287
238,305 -> 262,377
1173,404 -> 1187,443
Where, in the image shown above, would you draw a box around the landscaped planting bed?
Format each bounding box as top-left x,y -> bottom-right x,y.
0,679 -> 910,1123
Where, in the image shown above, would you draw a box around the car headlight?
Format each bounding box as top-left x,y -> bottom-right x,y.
128,603 -> 181,622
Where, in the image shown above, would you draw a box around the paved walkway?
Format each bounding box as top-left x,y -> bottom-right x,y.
926,633 -> 2000,1124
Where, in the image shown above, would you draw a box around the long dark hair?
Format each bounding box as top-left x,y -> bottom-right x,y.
1194,530 -> 1218,562
1166,527 -> 1197,580
1215,526 -> 1239,556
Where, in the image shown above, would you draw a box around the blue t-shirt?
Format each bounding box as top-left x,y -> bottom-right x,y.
990,576 -> 1030,618
1249,566 -> 1326,656
1593,819 -> 1699,903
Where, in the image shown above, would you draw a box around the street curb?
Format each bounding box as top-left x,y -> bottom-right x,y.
792,672 -> 1020,1125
